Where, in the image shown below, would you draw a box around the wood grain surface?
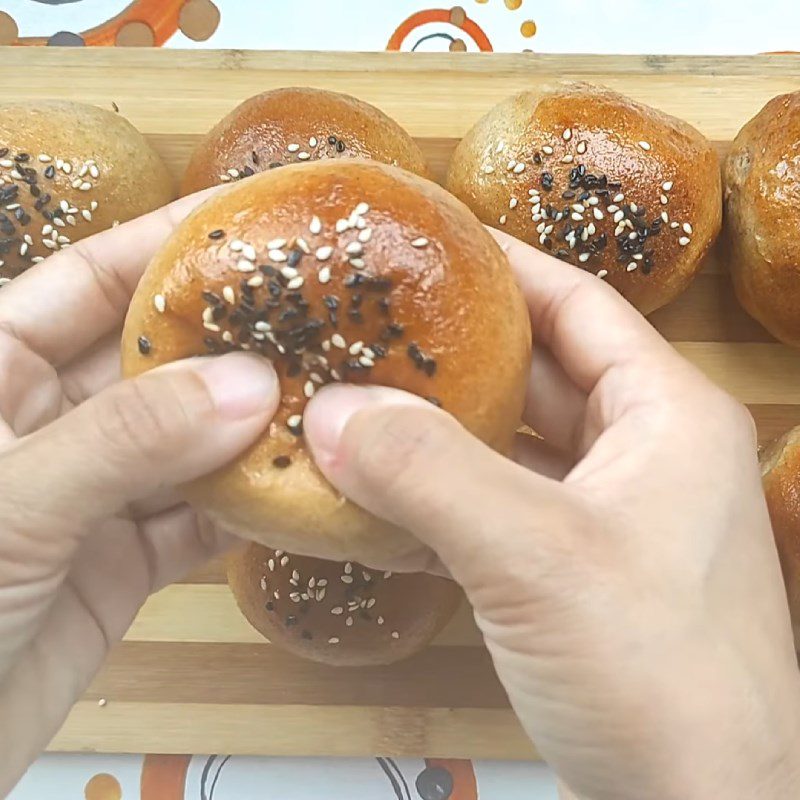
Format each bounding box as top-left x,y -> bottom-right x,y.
4,47 -> 799,759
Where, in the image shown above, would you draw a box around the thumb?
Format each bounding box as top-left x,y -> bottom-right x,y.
303,384 -> 567,584
2,351 -> 278,532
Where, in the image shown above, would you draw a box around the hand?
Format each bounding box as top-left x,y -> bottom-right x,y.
303,231 -> 800,800
0,197 -> 279,795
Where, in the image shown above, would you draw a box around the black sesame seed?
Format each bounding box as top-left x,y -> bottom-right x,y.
252,150 -> 260,165
328,135 -> 338,146
208,229 -> 225,240
273,455 -> 291,469
378,298 -> 390,315
347,308 -> 363,323
323,294 -> 339,310
336,140 -> 346,153
44,165 -> 55,180
137,336 -> 151,355
387,322 -> 404,338
285,615 -> 297,627
269,161 -> 283,169
265,601 -> 275,611
561,190 -> 576,200
533,152 -> 542,165
287,248 -> 302,268
0,148 -> 8,158
15,153 -> 30,163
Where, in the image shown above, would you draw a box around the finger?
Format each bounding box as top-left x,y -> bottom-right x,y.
525,344 -> 587,452
304,384 -> 574,587
513,432 -> 573,480
490,229 -> 680,394
58,330 -> 121,407
0,352 -> 278,561
0,188 -> 216,367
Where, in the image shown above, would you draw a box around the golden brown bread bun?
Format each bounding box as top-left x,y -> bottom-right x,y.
724,91 -> 800,347
181,87 -> 428,195
0,100 -> 174,281
121,159 -> 531,563
227,543 -> 462,666
761,426 -> 800,644
446,82 -> 722,315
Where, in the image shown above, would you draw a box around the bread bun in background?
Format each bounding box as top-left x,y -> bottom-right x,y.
761,426 -> 800,645
227,543 -> 462,666
724,91 -> 800,347
0,100 -> 175,281
445,82 -> 722,315
181,87 -> 429,195
121,159 -> 531,564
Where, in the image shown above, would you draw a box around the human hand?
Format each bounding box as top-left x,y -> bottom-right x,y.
303,231 -> 800,800
0,197 -> 279,796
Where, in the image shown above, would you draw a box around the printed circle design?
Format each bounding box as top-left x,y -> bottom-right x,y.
387,8 -> 493,52
116,20 -> 156,47
179,0 -> 221,42
0,11 -> 18,45
84,773 -> 122,800
47,31 -> 86,46
520,19 -> 537,37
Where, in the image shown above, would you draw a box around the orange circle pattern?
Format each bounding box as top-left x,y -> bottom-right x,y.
84,773 -> 122,800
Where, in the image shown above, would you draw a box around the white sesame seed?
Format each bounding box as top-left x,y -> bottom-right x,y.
268,558 -> 275,571
332,333 -> 346,349
331,606 -> 344,615
627,262 -> 638,272
328,637 -> 340,645
0,159 -> 13,169
496,140 -> 505,153
638,141 -> 651,151
42,239 -> 57,250
536,222 -> 546,234
563,128 -> 572,141
296,237 -> 311,254
662,181 -> 673,192
223,286 -> 236,304
346,616 -> 354,627
309,216 -> 322,234
513,162 -> 526,174
572,203 -> 586,213
236,259 -> 256,273
298,152 -> 311,161
304,381 -> 315,398
219,174 -> 231,182
71,178 -> 82,189
53,217 -> 65,228
679,236 -> 691,246
62,162 -> 72,175
561,154 -> 574,164
660,195 -> 669,205
683,222 -> 693,235
391,631 -> 400,639
359,356 -> 375,367
509,198 -> 518,209
315,246 -> 333,261
281,266 -> 298,280
345,241 -> 363,256
335,218 -> 349,233
630,203 -> 638,214
571,213 -> 583,222
613,193 -> 625,204
23,234 -> 34,246
507,159 -> 517,170
354,202 -> 370,216
597,269 -> 608,279
542,145 -> 554,155
254,321 -> 271,332
661,212 -> 670,224
377,616 -> 385,625
614,210 -> 625,223
593,208 -> 604,221
539,233 -> 547,245
348,341 -> 363,355
203,322 -> 220,333
89,164 -> 100,179
79,164 -> 89,178
309,137 -> 318,148
91,201 -> 98,211
341,575 -> 354,584
98,698 -> 107,708
154,294 -> 166,313
280,555 -> 290,566
614,224 -> 626,237
227,169 -> 240,178
318,266 -> 331,284
670,221 -> 680,229
289,592 -> 300,602
287,414 -> 302,431
42,224 -> 53,236
577,141 -> 588,154
230,239 -> 244,252
267,238 -> 286,250
581,228 -> 589,242
633,253 -> 643,260
628,231 -> 638,241
287,143 -> 300,153
483,165 -> 495,174
81,209 -> 92,222
242,244 -> 257,261
321,339 -> 331,352
287,275 -> 304,290
411,237 -> 428,248
350,257 -> 364,269
587,223 -> 596,235
268,249 -> 287,263
497,214 -> 506,225
579,253 -> 591,263
358,228 -> 372,243
607,205 -> 619,214
66,214 -> 77,226
39,154 -> 53,163
587,197 -> 599,206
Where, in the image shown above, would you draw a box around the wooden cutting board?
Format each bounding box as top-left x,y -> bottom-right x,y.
4,46 -> 800,760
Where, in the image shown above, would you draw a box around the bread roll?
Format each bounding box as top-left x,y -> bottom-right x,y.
0,100 -> 174,281
724,91 -> 800,347
227,543 -> 462,666
121,159 -> 531,564
181,87 -> 428,195
446,82 -> 722,315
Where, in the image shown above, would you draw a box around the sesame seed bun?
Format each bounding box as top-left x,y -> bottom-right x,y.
227,543 -> 462,666
724,91 -> 800,347
0,100 -> 175,281
445,82 -> 722,315
181,87 -> 429,195
760,426 -> 800,646
121,159 -> 531,564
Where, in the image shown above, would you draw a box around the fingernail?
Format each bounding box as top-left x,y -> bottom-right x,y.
195,352 -> 278,419
304,384 -> 430,463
